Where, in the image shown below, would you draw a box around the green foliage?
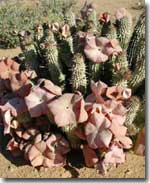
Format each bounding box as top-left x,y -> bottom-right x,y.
0,0 -> 75,48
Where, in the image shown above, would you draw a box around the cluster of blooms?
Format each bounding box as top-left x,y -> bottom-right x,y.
0,57 -> 138,173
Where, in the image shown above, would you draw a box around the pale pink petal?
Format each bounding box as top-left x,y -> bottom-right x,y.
81,144 -> 99,167
47,93 -> 76,127
25,87 -> 48,117
35,141 -> 47,153
38,79 -> 62,96
103,143 -> 125,165
85,112 -> 112,149
72,92 -> 88,123
31,155 -> 44,167
61,24 -> 70,38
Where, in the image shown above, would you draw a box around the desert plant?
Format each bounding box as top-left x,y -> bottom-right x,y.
0,3 -> 145,174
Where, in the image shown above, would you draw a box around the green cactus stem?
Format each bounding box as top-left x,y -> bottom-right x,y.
41,25 -> 65,89
127,11 -> 145,68
88,62 -> 102,83
70,53 -> 87,94
115,9 -> 132,49
64,8 -> 76,28
83,4 -> 98,33
33,24 -> 44,59
101,21 -> 117,39
125,96 -> 141,126
112,52 -> 130,88
59,33 -> 74,68
128,38 -> 145,91
62,123 -> 81,149
19,31 -> 39,73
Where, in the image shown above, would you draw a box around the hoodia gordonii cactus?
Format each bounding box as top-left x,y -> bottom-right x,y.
63,7 -> 76,28
127,11 -> 145,68
19,31 -> 39,73
115,8 -> 133,50
81,2 -> 98,33
112,51 -> 131,88
124,96 -> 141,126
59,24 -> 74,68
128,26 -> 145,90
70,53 -> 87,94
99,13 -> 117,39
40,24 -> 65,89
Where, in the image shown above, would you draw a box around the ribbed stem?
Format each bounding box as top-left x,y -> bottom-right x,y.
116,11 -> 132,50
62,123 -> 81,149
125,96 -> 141,126
20,35 -> 39,73
112,52 -> 130,88
127,11 -> 145,68
70,53 -> 87,94
41,29 -> 65,89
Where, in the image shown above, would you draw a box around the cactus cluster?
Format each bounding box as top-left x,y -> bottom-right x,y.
0,2 -> 145,174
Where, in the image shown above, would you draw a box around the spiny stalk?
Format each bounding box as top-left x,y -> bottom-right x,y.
40,24 -> 65,89
70,53 -> 87,94
125,96 -> 141,126
127,11 -> 145,68
115,8 -> 132,50
19,31 -> 39,73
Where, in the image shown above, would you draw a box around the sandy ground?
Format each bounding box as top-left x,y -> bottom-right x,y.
0,0 -> 145,179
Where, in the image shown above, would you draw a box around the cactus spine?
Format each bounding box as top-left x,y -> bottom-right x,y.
125,96 -> 141,126
128,28 -> 145,90
112,52 -> 130,88
116,9 -> 132,49
64,8 -> 76,28
127,11 -> 145,67
41,26 -> 65,88
19,32 -> 39,73
70,53 -> 87,94
62,123 -> 81,149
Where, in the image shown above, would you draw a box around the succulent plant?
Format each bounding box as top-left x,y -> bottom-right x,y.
0,2 -> 145,174
115,8 -> 133,50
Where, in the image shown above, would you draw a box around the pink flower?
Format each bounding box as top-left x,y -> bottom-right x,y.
103,143 -> 125,166
102,100 -> 127,125
98,12 -> 110,23
25,134 -> 70,168
46,134 -> 70,155
25,79 -> 62,117
90,80 -> 108,103
0,97 -> 27,134
109,120 -> 132,149
9,72 -> 32,97
0,97 -> 27,117
85,112 -> 112,149
102,39 -> 122,56
84,34 -> 108,63
81,144 -> 99,167
0,58 -> 19,80
47,92 -> 88,127
61,24 -> 70,38
106,86 -> 131,100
